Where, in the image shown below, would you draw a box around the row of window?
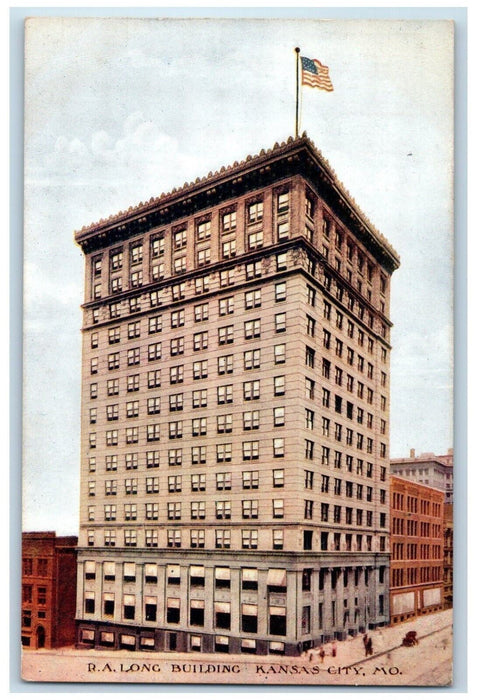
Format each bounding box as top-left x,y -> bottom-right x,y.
391,566 -> 442,587
391,518 -> 442,538
91,258 -> 286,325
91,194 -> 288,285
91,341 -> 288,379
85,527 -> 386,552
22,558 -> 49,577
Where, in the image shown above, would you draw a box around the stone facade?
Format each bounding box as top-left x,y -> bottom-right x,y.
74,135 -> 399,654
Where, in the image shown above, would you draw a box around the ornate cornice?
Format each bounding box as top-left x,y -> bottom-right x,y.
74,134 -> 400,272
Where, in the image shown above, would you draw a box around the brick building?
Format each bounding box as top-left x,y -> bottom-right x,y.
74,134 -> 399,655
21,532 -> 78,649
443,503 -> 453,608
391,449 -> 453,504
389,477 -> 445,625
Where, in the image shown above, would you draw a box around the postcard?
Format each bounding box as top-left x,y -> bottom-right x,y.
21,14 -> 455,686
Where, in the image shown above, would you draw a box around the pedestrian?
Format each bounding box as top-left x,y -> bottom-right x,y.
365,637 -> 373,657
318,646 -> 325,663
307,649 -> 314,662
331,641 -> 337,658
362,633 -> 368,652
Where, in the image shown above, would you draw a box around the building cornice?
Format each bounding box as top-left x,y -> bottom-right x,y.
74,134 -> 400,273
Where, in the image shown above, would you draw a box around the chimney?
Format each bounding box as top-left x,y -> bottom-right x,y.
410,448 -> 415,459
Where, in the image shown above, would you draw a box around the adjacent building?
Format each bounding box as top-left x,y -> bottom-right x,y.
74,134 -> 399,655
21,532 -> 78,649
389,477 -> 445,625
391,449 -> 453,504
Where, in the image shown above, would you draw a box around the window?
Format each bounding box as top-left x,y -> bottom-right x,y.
192,389 -> 207,408
170,337 -> 184,356
196,219 -> 211,241
146,475 -> 159,493
191,473 -> 206,492
275,312 -> 286,333
170,365 -> 184,384
146,424 -> 160,442
216,501 -> 232,520
243,349 -> 260,370
242,410 -> 259,430
248,230 -> 263,250
245,289 -> 261,309
193,360 -> 208,380
241,530 -> 258,549
244,319 -> 261,339
304,500 -> 313,519
242,470 -> 259,490
197,248 -> 210,266
306,315 -> 316,337
306,378 -> 315,400
222,210 -> 236,231
217,384 -> 233,404
194,303 -> 209,322
242,500 -> 259,519
274,376 -> 285,396
222,239 -> 236,259
217,443 -> 232,462
215,529 -> 231,549
243,441 -> 259,461
216,472 -> 232,491
217,414 -> 233,433
248,200 -> 263,223
171,309 -> 185,328
148,370 -> 161,388
243,380 -> 260,401
246,261 -> 261,280
169,421 -> 183,439
274,406 -> 285,426
306,346 -> 315,368
218,325 -> 234,345
191,446 -> 206,464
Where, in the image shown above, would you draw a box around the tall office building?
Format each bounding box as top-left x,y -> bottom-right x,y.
74,135 -> 399,655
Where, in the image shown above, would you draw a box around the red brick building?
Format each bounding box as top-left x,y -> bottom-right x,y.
21,532 -> 78,649
389,477 -> 444,625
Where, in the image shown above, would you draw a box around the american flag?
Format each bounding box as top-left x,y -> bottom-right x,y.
301,56 -> 334,92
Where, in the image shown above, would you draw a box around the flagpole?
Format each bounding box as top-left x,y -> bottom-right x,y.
295,47 -> 300,138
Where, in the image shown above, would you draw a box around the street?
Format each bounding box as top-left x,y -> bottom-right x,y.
21,609 -> 452,687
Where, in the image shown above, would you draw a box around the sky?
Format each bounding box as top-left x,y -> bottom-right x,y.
21,14 -> 455,535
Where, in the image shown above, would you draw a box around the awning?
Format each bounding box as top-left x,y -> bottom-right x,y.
141,637 -> 155,647
84,561 -> 96,574
215,567 -> 231,580
121,635 -> 135,645
100,632 -> 114,643
103,561 -> 115,576
214,601 -> 231,613
167,564 -> 180,578
267,569 -> 287,587
84,591 -> 95,600
144,596 -> 157,605
190,599 -> 205,609
145,563 -> 158,577
123,594 -> 135,605
269,606 -> 286,616
190,565 -> 204,577
124,562 -> 136,576
167,598 -> 180,609
242,603 -> 258,616
269,641 -> 285,651
103,592 -> 114,601
242,638 -> 256,649
81,629 -> 95,641
242,568 -> 258,582
215,636 -> 229,645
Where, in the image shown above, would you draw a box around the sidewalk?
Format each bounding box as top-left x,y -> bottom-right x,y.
305,608 -> 452,668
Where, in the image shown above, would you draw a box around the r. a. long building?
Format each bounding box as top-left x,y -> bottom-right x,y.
74,134 -> 400,656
